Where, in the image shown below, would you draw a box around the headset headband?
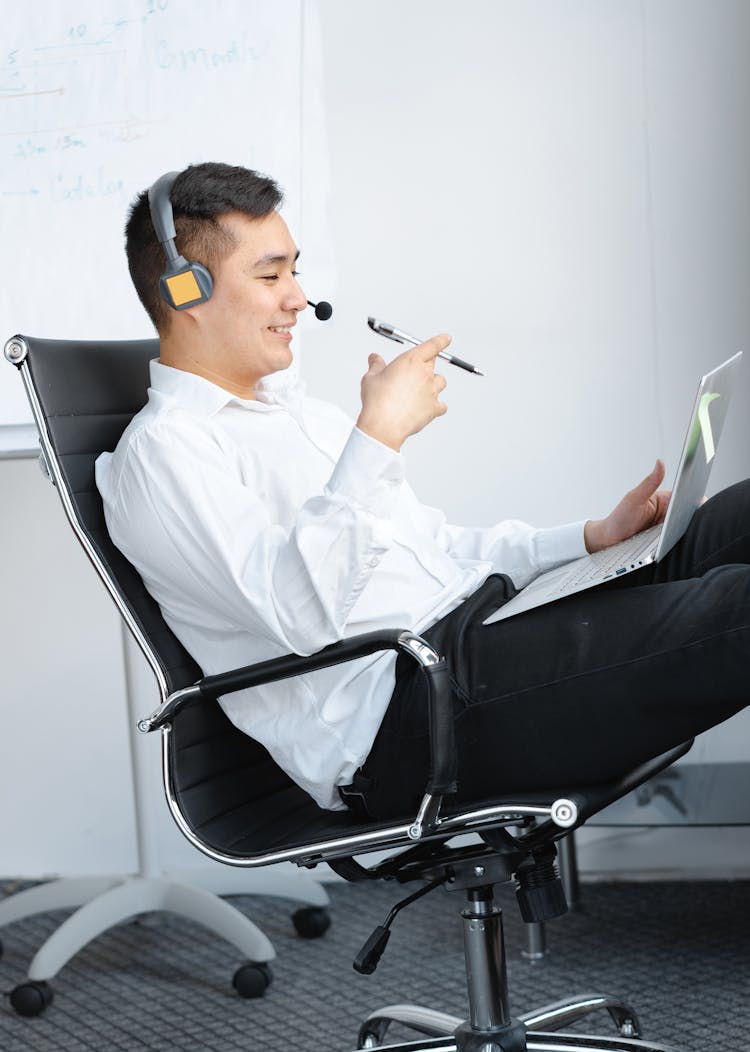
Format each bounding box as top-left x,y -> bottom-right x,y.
148,170 -> 213,311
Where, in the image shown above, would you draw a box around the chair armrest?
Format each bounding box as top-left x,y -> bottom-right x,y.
137,628 -> 457,799
200,629 -> 430,698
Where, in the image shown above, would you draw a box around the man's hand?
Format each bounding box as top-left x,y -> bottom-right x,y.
356,334 -> 451,452
584,460 -> 672,553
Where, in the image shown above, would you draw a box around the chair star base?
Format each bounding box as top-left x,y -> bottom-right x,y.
355,883 -> 681,1052
355,1036 -> 681,1052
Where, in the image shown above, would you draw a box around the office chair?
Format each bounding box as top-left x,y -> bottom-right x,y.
5,333 -> 691,1051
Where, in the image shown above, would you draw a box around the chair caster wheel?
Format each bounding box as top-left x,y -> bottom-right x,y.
10,980 -> 54,1017
232,962 -> 273,999
292,905 -> 331,939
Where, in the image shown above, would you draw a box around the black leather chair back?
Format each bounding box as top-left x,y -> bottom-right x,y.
17,335 -> 342,860
23,336 -> 199,694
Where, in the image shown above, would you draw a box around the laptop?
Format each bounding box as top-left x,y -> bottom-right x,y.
483,351 -> 743,625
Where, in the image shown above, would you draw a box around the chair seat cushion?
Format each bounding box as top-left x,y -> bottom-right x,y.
167,696 -> 627,863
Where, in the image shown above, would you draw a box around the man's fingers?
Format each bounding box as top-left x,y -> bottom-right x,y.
632,458 -> 666,498
367,352 -> 386,373
417,333 -> 452,360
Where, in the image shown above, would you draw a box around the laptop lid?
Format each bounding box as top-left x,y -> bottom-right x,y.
655,350 -> 743,561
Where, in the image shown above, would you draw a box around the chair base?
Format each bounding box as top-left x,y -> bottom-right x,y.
0,871 -> 329,1014
0,864 -> 330,970
354,1032 -> 681,1052
0,876 -> 274,980
354,880 -> 683,1052
357,991 -> 646,1048
356,987 -> 681,1051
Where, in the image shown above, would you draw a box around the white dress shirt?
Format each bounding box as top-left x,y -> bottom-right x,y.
96,360 -> 587,809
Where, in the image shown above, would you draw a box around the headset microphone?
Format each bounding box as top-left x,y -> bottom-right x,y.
148,171 -> 214,311
307,299 -> 333,321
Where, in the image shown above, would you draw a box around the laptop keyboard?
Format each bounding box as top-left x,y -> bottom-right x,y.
554,524 -> 662,593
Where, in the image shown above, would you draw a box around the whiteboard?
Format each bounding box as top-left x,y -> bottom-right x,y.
0,0 -> 326,429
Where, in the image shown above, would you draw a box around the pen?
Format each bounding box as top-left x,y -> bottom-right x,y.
367,317 -> 484,376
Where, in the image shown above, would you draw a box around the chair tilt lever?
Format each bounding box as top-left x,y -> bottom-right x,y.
353,875 -> 446,974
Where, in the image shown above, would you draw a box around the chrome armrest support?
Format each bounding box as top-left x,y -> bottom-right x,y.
137,685 -> 203,733
408,792 -> 443,841
396,631 -> 441,667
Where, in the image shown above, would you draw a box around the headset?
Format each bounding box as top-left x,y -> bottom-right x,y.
148,171 -> 214,311
148,170 -> 332,319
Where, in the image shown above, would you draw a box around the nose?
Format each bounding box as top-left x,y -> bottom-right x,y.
284,273 -> 307,313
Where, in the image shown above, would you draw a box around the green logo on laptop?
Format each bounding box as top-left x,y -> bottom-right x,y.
686,392 -> 721,464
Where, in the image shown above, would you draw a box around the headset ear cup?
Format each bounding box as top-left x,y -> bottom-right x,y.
160,262 -> 214,310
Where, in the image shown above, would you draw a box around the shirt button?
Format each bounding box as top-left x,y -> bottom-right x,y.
368,556 -> 381,568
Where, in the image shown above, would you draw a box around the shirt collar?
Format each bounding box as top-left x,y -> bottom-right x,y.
149,358 -> 306,417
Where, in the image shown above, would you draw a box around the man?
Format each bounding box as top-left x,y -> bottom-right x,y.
97,162 -> 750,819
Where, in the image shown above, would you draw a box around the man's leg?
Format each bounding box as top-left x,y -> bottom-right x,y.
359,481 -> 750,818
653,478 -> 750,582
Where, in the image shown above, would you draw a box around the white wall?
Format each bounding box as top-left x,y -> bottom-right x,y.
2,0 -> 749,880
0,457 -> 137,875
304,0 -> 750,517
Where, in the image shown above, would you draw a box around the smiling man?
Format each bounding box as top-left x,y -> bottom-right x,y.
97,162 -> 750,820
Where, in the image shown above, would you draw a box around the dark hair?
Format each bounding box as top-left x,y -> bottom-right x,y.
125,162 -> 284,332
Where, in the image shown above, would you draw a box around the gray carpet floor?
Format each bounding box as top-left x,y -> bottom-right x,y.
0,876 -> 748,1051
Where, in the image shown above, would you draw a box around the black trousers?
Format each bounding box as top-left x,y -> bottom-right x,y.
351,479 -> 750,820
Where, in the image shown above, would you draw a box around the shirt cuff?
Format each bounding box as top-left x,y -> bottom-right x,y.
535,520 -> 589,571
326,426 -> 405,519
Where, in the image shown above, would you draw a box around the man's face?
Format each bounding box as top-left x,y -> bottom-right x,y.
188,209 -> 307,395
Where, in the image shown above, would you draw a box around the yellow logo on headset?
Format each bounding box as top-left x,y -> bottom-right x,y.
165,270 -> 203,308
